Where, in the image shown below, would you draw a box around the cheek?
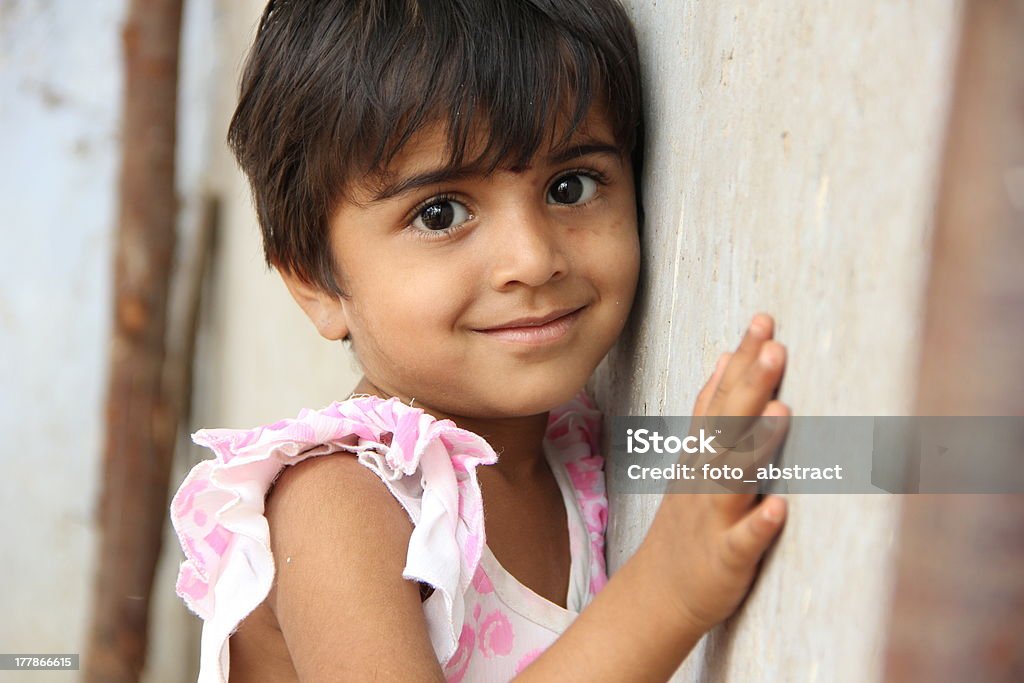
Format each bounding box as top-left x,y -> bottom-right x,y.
620,225 -> 641,290
348,258 -> 472,345
592,216 -> 640,307
611,239 -> 641,333
581,225 -> 639,351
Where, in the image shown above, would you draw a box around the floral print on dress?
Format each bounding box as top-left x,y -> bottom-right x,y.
444,623 -> 475,683
548,394 -> 609,594
477,609 -> 515,658
445,570 -> 516,679
171,390 -> 608,683
515,648 -> 544,675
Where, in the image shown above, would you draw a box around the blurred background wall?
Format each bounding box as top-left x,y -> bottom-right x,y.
0,0 -> 966,681
0,0 -> 123,675
1,1 -> 359,681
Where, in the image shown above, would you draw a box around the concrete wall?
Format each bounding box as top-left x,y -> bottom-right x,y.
592,2 -> 962,681
0,1 -> 258,680
0,4 -> 124,677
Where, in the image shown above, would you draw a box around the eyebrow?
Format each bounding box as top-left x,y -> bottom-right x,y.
369,140 -> 623,203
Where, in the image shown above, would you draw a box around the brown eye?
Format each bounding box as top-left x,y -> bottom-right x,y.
412,199 -> 470,232
547,173 -> 598,205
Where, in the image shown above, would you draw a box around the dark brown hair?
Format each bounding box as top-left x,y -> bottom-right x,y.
229,0 -> 644,295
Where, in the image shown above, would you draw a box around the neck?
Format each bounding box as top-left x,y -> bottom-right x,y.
350,376 -> 551,484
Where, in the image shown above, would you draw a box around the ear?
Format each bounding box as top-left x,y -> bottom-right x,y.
279,270 -> 350,341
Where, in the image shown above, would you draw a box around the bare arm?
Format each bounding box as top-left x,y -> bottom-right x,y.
265,455 -> 446,682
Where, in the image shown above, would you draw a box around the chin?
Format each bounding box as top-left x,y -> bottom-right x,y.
474,376 -> 590,419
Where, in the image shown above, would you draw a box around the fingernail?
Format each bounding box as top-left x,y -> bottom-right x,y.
762,502 -> 781,523
758,344 -> 778,369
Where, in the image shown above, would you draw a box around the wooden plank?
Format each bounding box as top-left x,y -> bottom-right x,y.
83,1 -> 184,680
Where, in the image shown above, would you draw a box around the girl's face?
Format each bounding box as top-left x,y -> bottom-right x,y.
288,108 -> 640,419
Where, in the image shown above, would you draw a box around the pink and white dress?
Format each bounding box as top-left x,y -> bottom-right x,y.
170,391 -> 608,682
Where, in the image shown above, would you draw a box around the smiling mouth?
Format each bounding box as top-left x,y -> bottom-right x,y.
474,306 -> 586,345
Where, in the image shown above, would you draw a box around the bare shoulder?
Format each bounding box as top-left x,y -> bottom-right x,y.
265,453 -> 413,559
258,454 -> 444,681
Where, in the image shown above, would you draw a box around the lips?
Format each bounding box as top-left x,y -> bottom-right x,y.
474,306 -> 586,345
478,306 -> 585,331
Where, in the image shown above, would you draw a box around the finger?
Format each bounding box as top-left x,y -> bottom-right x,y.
719,495 -> 787,571
704,341 -> 785,449
708,401 -> 790,484
718,341 -> 786,420
677,402 -> 790,496
687,353 -> 734,473
694,352 -> 732,416
710,490 -> 758,516
708,314 -> 774,412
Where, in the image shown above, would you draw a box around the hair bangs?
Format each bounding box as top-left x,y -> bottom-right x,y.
337,0 -> 640,193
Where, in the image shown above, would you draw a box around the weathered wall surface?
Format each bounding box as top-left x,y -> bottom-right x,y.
0,3 -> 124,675
592,2 -> 961,681
0,1 -> 222,681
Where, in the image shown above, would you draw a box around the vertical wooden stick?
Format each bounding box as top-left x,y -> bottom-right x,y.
884,1 -> 1024,681
84,1 -> 184,681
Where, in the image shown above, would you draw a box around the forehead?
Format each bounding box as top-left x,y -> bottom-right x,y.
355,105 -> 620,200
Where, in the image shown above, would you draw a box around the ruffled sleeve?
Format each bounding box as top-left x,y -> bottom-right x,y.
169,396 -> 498,683
545,391 -> 609,595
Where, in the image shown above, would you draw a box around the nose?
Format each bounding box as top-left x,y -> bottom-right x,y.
488,205 -> 570,291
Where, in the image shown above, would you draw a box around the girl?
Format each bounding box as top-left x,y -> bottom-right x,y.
170,1 -> 790,680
